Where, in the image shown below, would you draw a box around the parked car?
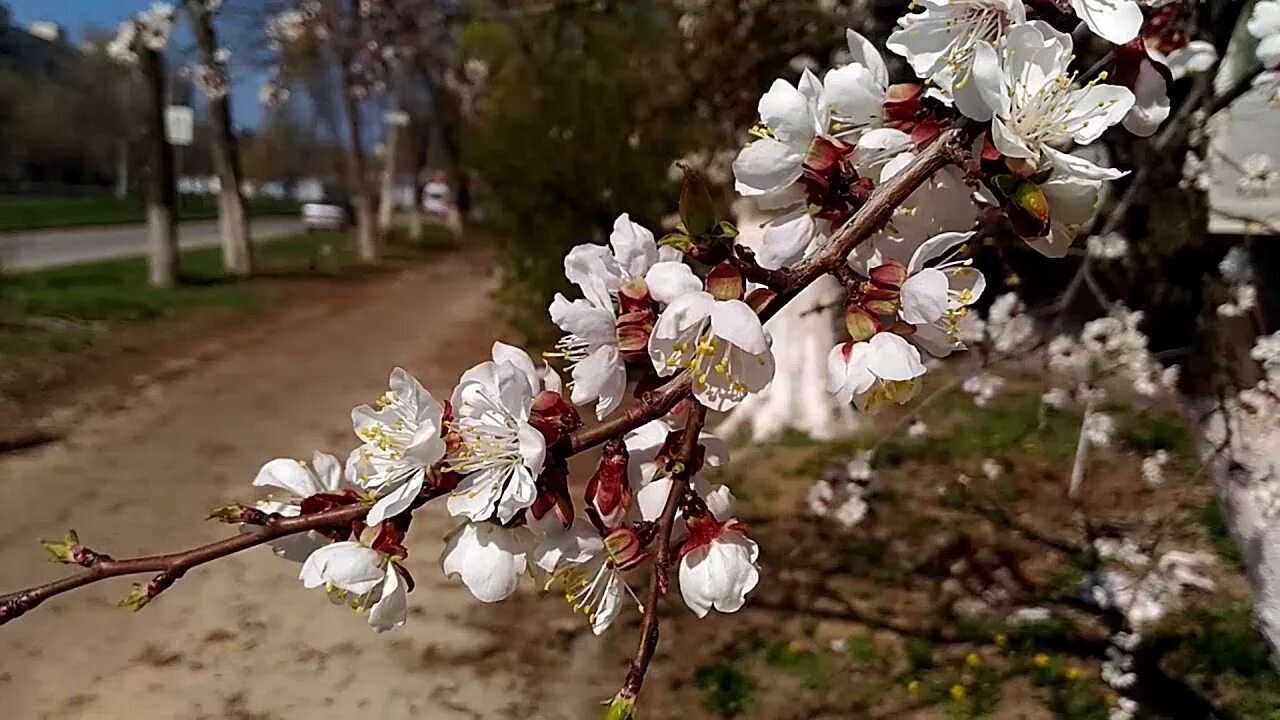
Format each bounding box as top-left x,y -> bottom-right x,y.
301,187 -> 351,231
423,181 -> 452,219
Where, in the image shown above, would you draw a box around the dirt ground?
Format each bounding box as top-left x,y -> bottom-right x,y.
0,249 -> 583,719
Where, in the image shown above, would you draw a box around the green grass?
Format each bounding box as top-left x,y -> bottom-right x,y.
693,662 -> 755,719
0,225 -> 460,402
795,382 -> 1193,479
0,194 -> 300,232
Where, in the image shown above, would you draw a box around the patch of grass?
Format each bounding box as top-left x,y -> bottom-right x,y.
0,194 -> 299,232
845,633 -> 879,665
1111,405 -> 1194,458
693,662 -> 755,719
904,638 -> 935,671
1163,601 -> 1280,717
1198,502 -> 1245,570
761,640 -> 829,690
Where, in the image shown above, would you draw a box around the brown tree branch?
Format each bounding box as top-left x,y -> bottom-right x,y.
620,401 -> 708,704
0,503 -> 370,625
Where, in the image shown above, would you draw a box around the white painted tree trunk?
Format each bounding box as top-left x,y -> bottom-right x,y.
1189,396 -> 1280,656
717,203 -> 859,441
146,203 -> 177,288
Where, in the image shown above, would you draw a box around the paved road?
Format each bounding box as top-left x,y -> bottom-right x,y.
0,217 -> 304,272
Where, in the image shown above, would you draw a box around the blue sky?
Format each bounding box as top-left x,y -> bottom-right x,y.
6,0 -> 265,127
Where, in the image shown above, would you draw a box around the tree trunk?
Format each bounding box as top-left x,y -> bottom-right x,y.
407,125 -> 429,242
140,47 -> 177,288
377,66 -> 403,235
1112,70 -> 1276,652
339,63 -> 378,263
190,7 -> 252,276
717,201 -> 859,441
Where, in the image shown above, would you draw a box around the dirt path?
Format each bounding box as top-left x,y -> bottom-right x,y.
0,251 -> 569,719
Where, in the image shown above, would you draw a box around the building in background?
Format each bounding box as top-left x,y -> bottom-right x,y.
0,3 -> 75,74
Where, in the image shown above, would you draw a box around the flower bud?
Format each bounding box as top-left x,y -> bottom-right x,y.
1004,156 -> 1038,180
529,391 -> 583,446
883,82 -> 924,125
606,693 -> 637,720
869,259 -> 907,291
585,439 -> 632,532
616,310 -> 655,362
706,261 -> 745,301
844,306 -> 880,342
529,457 -> 574,529
40,529 -> 82,565
603,527 -> 648,572
678,164 -> 717,237
617,278 -> 653,315
861,284 -> 901,316
1005,180 -> 1051,239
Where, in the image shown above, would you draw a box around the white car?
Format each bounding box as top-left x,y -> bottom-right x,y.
301,201 -> 350,231
423,181 -> 452,219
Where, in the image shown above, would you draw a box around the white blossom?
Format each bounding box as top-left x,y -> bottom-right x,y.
649,291 -> 776,412
972,22 -> 1134,170
551,214 -> 696,419
250,451 -> 355,562
827,333 -> 927,411
888,0 -> 1027,120
1249,1 -> 1280,70
300,542 -> 408,632
678,518 -> 761,617
440,521 -> 531,603
1141,450 -> 1170,487
446,357 -> 546,523
963,372 -> 1005,407
350,368 -> 447,525
1072,0 -> 1143,45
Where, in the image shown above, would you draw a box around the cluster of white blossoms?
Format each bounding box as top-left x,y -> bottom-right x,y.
1250,0 -> 1280,101
1216,246 -> 1258,318
962,292 -> 1039,358
230,0 -> 1198,644
1087,232 -> 1130,261
1238,153 -> 1276,197
807,454 -> 874,529
1045,306 -> 1178,408
106,3 -> 175,64
1085,539 -> 1216,629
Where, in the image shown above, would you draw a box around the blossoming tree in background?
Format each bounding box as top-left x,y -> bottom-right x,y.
5,1 -> 1280,718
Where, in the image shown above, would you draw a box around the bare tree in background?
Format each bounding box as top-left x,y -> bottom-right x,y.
140,44 -> 180,288
187,1 -> 254,276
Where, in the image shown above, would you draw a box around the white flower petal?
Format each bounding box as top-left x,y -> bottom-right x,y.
609,213 -> 658,279
253,458 -> 324,499
644,261 -> 703,305
440,522 -> 529,603
299,542 -> 384,595
1072,0 -> 1142,45
733,138 -> 804,197
709,300 -> 769,355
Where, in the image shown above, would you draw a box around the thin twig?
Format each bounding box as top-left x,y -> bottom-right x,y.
0,503 -> 370,624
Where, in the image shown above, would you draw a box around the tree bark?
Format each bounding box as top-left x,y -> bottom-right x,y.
338,61 -> 378,263
717,201 -> 858,441
190,6 -> 252,276
377,65 -> 403,235
140,47 -> 178,288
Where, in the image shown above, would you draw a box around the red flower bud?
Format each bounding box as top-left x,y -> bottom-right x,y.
585,438 -> 631,532
616,310 -> 655,362
529,456 -> 574,530
883,83 -> 924,125
529,391 -> 582,446
618,278 -> 654,315
603,527 -> 648,572
706,261 -> 745,301
869,259 -> 908,291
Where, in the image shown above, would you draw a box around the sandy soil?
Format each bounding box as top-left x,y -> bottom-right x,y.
0,251 -> 574,719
